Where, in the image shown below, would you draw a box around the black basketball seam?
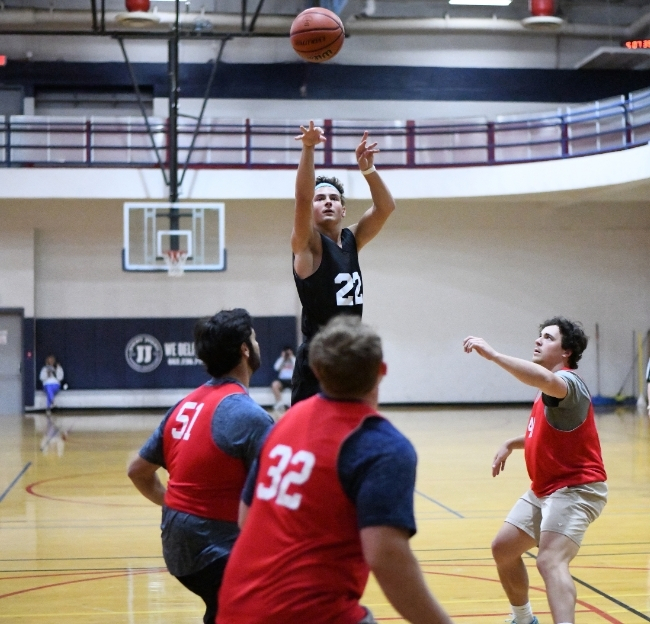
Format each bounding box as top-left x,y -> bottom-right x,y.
291,10 -> 343,35
302,9 -> 343,25
302,31 -> 344,56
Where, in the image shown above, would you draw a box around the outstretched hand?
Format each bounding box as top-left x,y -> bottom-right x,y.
356,131 -> 379,171
295,120 -> 326,148
463,336 -> 498,361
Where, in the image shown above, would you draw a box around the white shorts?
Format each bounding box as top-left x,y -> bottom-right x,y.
505,482 -> 607,546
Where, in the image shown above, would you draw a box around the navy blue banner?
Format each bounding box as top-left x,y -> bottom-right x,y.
23,317 -> 35,406
1,61 -> 649,103
34,316 -> 296,392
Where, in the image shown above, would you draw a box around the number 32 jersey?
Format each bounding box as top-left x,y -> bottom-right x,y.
294,228 -> 363,340
217,395 -> 379,624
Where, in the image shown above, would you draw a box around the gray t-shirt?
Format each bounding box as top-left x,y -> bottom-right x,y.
541,369 -> 591,432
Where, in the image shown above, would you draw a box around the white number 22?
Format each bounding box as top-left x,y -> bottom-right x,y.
335,272 -> 363,306
171,401 -> 204,440
256,444 -> 316,510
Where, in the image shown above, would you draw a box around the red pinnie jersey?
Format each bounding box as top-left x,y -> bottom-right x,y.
524,371 -> 606,497
163,382 -> 247,522
217,395 -> 381,624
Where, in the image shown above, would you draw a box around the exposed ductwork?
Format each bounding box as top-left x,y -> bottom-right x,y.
0,7 -> 643,40
345,15 -> 620,38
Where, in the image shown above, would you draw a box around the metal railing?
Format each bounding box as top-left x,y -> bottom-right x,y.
2,88 -> 650,169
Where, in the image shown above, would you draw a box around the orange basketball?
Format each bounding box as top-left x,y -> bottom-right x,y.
290,8 -> 345,63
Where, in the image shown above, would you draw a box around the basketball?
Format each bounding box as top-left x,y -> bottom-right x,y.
290,8 -> 345,63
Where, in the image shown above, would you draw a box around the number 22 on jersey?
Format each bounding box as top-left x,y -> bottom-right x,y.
335,272 -> 363,306
256,444 -> 316,510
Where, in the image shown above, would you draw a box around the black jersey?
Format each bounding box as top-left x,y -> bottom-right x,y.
293,228 -> 363,340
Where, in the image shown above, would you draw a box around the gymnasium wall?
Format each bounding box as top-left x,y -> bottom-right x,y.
1,176 -> 648,405
0,31 -> 621,69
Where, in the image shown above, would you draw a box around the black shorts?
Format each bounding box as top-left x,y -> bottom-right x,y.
275,378 -> 292,390
291,341 -> 320,406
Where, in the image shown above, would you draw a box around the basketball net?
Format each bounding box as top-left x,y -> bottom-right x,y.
163,250 -> 188,277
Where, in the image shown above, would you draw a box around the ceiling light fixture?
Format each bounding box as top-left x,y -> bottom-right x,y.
449,0 -> 512,6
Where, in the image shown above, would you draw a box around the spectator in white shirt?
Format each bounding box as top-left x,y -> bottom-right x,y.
271,347 -> 295,415
39,354 -> 64,416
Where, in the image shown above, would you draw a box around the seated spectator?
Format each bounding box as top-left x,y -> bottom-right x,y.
271,346 -> 295,415
39,354 -> 64,416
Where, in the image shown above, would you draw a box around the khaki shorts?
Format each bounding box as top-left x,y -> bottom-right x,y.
505,482 -> 607,546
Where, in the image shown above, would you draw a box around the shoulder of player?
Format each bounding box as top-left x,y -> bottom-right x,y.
555,368 -> 586,388
345,416 -> 416,463
343,225 -> 358,240
553,369 -> 590,401
216,392 -> 273,423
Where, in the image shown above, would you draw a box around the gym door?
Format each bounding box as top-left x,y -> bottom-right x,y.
0,311 -> 23,416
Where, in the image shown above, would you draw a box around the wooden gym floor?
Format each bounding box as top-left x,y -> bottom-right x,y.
0,406 -> 648,623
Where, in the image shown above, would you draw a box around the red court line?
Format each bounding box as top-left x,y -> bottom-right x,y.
25,473 -> 151,507
0,567 -> 167,600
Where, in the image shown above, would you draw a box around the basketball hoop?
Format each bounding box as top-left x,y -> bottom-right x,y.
163,250 -> 188,277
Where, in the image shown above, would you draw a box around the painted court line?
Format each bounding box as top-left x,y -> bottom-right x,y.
415,489 -> 464,518
524,551 -> 650,622
0,462 -> 32,504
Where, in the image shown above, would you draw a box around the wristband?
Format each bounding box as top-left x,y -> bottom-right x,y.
361,165 -> 376,176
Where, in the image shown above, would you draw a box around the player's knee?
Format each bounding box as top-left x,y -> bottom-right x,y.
491,530 -> 528,565
535,550 -> 559,579
491,535 -> 512,564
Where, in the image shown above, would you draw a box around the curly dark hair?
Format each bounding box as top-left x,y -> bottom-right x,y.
194,308 -> 254,378
539,316 -> 588,369
315,175 -> 345,205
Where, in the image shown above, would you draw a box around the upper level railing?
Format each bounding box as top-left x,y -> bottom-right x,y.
2,88 -> 650,169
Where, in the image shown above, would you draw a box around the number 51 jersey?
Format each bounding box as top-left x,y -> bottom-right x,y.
217,395 -> 379,624
294,228 -> 363,340
163,382 -> 247,522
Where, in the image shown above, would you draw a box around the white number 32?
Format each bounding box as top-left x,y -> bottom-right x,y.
256,444 -> 316,510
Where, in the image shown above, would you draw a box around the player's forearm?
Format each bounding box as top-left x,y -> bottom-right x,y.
130,474 -> 165,506
127,457 -> 165,506
491,353 -> 560,395
372,547 -> 453,624
362,527 -> 453,624
295,144 -> 316,205
365,171 -> 396,217
505,435 -> 525,450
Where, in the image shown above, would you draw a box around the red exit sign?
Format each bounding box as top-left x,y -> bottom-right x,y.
624,39 -> 650,49
0,55 -> 6,66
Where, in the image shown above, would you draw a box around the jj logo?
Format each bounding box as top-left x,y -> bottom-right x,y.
125,334 -> 163,373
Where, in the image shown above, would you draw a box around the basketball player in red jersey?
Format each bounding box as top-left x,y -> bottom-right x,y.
290,121 -> 396,405
127,309 -> 273,624
463,317 -> 607,624
217,316 -> 454,624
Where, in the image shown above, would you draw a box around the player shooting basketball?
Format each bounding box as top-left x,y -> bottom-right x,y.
290,121 -> 396,405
